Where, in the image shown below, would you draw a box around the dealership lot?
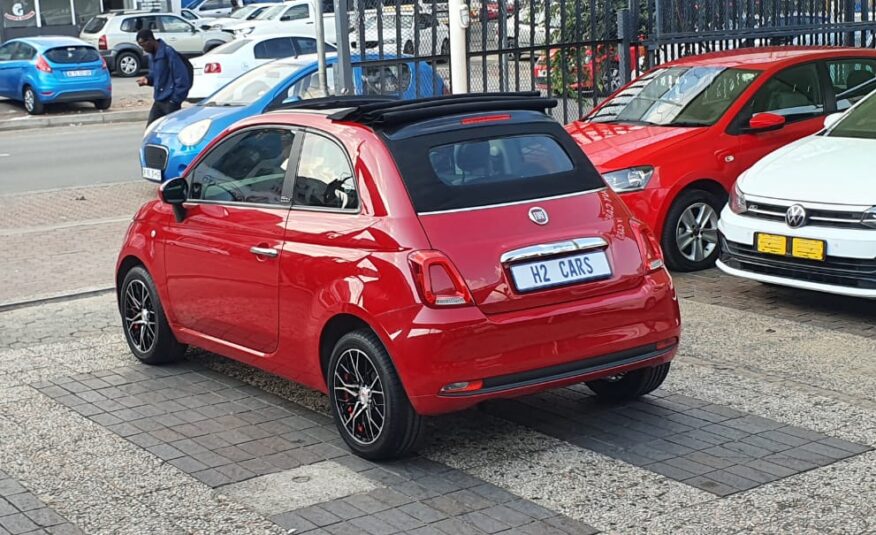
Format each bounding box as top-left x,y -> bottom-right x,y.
0,178 -> 874,534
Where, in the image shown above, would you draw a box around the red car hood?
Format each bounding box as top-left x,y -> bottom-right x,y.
565,121 -> 707,172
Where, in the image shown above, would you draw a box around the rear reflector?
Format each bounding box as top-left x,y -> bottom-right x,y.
655,337 -> 677,350
460,114 -> 512,125
204,63 -> 221,74
440,380 -> 483,393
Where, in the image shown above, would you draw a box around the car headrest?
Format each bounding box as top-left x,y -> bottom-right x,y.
456,141 -> 490,174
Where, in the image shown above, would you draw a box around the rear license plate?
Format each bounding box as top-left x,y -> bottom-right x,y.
66,70 -> 92,77
509,251 -> 611,292
141,167 -> 162,181
756,233 -> 825,261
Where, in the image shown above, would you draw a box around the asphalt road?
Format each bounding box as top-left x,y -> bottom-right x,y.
0,122 -> 143,194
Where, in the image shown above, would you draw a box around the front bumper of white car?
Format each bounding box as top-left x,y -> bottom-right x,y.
717,205 -> 876,298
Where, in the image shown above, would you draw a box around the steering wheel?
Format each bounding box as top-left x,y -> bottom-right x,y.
323,175 -> 354,207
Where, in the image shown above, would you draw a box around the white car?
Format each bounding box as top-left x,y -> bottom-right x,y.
226,0 -> 337,43
203,3 -> 275,31
718,88 -> 876,298
186,0 -> 235,18
350,9 -> 449,57
189,33 -> 334,100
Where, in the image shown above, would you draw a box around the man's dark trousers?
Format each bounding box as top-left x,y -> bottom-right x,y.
147,100 -> 182,125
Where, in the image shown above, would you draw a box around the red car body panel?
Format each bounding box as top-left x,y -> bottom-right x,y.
566,47 -> 876,238
117,109 -> 681,416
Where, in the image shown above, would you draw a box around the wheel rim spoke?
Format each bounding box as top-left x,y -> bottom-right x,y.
124,280 -> 157,353
333,348 -> 385,445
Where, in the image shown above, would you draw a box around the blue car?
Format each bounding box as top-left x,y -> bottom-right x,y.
0,36 -> 112,115
140,54 -> 446,182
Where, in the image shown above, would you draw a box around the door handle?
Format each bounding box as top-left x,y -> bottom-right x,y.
250,246 -> 278,258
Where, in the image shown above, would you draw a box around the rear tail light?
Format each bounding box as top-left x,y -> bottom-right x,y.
98,35 -> 108,50
409,250 -> 474,307
631,220 -> 664,272
204,63 -> 221,74
35,55 -> 52,73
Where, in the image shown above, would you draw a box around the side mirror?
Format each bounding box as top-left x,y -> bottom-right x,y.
823,112 -> 843,130
160,177 -> 188,222
745,112 -> 786,133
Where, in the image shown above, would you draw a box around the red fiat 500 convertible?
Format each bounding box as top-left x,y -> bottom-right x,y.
116,93 -> 681,459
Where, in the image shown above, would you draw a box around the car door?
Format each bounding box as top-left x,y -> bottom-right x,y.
280,4 -> 310,26
415,13 -> 435,55
730,61 -> 829,174
162,127 -> 299,354
0,42 -> 20,97
159,16 -> 201,55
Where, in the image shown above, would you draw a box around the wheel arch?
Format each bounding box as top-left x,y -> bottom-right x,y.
318,312 -> 376,389
116,254 -> 146,304
658,177 -> 729,234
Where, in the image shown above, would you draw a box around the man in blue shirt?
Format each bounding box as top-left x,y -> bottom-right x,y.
136,29 -> 192,125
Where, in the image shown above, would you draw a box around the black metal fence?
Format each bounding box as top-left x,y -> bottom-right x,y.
344,0 -> 876,123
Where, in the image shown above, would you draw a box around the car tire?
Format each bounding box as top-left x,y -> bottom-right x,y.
120,266 -> 187,365
661,188 -> 724,272
586,363 -> 671,402
94,98 -> 112,110
403,41 -> 414,55
327,329 -> 425,460
23,86 -> 44,115
116,51 -> 141,77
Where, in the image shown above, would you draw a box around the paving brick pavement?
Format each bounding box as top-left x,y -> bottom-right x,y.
0,182 -> 155,306
0,470 -> 82,535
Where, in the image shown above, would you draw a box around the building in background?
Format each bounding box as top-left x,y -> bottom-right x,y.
1,0 -> 180,41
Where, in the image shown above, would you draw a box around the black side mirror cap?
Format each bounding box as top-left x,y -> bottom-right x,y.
159,177 -> 188,222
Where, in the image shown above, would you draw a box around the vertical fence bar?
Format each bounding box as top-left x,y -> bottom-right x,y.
618,8 -> 632,86
334,0 -> 353,95
576,0 -> 585,118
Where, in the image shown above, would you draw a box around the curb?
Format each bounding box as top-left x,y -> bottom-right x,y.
0,109 -> 148,132
0,286 -> 115,313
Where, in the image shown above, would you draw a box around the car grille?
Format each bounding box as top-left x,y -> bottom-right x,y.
143,145 -> 168,170
744,200 -> 868,229
720,235 -> 876,289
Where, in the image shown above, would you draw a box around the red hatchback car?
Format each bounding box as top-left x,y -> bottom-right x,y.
116,94 -> 681,459
566,47 -> 876,271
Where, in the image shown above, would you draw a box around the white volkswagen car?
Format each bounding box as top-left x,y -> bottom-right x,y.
188,35 -> 333,101
718,88 -> 876,297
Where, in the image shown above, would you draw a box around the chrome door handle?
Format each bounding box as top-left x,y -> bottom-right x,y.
250,246 -> 278,258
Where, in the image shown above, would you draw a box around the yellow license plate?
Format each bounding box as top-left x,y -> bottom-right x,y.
756,233 -> 787,255
791,237 -> 825,261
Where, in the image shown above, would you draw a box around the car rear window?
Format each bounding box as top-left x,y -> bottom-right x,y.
82,16 -> 107,33
388,123 -> 605,213
45,46 -> 100,64
210,39 -> 251,54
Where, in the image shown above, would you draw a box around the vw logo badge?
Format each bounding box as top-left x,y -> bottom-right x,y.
529,207 -> 549,226
786,204 -> 807,228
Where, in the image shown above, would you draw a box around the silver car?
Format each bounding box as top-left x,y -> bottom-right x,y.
80,11 -> 232,77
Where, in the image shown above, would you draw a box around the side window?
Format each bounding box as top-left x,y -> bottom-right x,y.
189,129 -> 296,205
828,59 -> 876,111
281,5 -> 308,21
361,64 -> 412,96
417,14 -> 433,30
0,43 -> 15,61
160,16 -> 193,33
293,133 -> 358,210
292,37 -> 318,55
254,37 -> 295,59
287,65 -> 335,100
124,16 -> 159,32
199,0 -> 222,10
12,44 -> 35,60
750,63 -> 824,122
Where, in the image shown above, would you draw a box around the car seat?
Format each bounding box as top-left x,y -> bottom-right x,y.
846,69 -> 874,91
456,142 -> 491,183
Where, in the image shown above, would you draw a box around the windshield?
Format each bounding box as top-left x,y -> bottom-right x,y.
826,92 -> 876,139
204,62 -> 300,106
587,66 -> 760,127
364,14 -> 413,31
231,5 -> 262,19
256,5 -> 285,19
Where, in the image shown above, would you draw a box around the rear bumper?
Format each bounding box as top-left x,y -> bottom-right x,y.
41,89 -> 111,104
388,269 -> 681,415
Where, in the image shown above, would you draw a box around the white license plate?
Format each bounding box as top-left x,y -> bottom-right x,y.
66,70 -> 92,77
510,251 -> 611,292
142,167 -> 163,181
